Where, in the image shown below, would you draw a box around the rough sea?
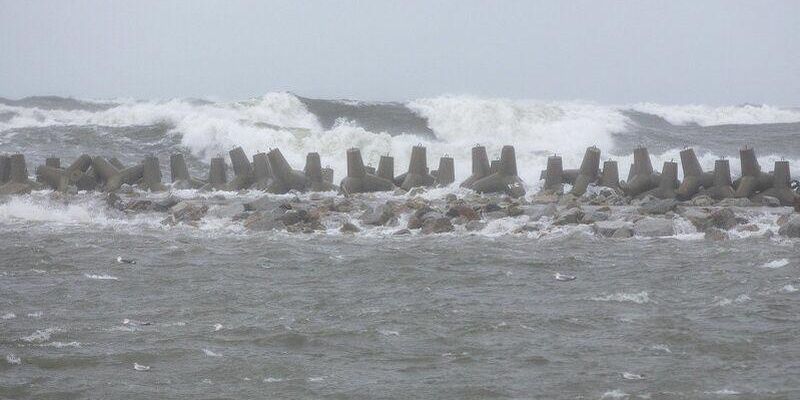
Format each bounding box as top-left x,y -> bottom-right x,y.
1,94 -> 799,399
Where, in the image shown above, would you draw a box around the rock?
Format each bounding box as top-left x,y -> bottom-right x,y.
638,198 -> 678,215
704,227 -> 729,241
0,182 -> 32,195
691,195 -> 715,207
611,227 -> 633,238
505,205 -> 524,217
393,228 -> 411,235
360,204 -> 396,226
710,208 -> 737,230
484,210 -> 507,219
580,210 -> 609,224
244,196 -> 280,212
445,194 -> 458,203
681,208 -> 712,231
531,192 -> 559,204
446,204 -> 479,221
593,220 -> 633,237
717,197 -> 752,207
760,195 -> 781,207
483,203 -> 502,213
211,203 -> 245,219
465,220 -> 486,231
421,217 -> 454,234
777,214 -> 791,226
525,204 -> 557,221
340,222 -> 360,233
168,201 -> 208,224
738,224 -> 759,232
778,216 -> 800,238
558,194 -> 579,208
554,207 -> 584,225
278,209 -> 307,226
633,217 -> 675,237
514,223 -> 539,233
243,213 -> 285,231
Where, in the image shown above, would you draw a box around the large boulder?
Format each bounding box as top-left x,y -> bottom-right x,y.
553,207 -> 584,225
593,220 -> 633,237
421,217 -> 454,234
360,203 -> 397,226
778,216 -> 800,238
633,217 -> 675,237
710,208 -> 738,230
638,198 -> 678,215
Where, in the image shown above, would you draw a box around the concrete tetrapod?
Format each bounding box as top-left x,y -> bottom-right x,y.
676,148 -> 713,200
109,157 -> 125,170
170,153 -> 205,189
470,145 -> 526,198
228,147 -> 254,190
0,155 -> 11,184
250,152 -> 274,190
91,156 -> 120,186
541,155 -> 563,192
202,157 -> 228,191
600,160 -> 620,190
753,161 -> 799,206
140,155 -> 166,192
621,147 -> 660,197
570,146 -> 601,196
105,163 -> 144,192
339,148 -> 395,194
322,167 -> 334,185
647,161 -> 678,199
400,145 -> 436,190
734,147 -> 773,198
304,152 -> 336,191
460,145 -> 491,189
377,155 -> 395,182
434,156 -> 455,186
0,154 -> 38,194
266,148 -> 307,194
45,157 -> 60,169
705,159 -> 735,200
35,165 -> 69,192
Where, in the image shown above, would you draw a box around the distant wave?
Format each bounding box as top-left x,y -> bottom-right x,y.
628,103 -> 800,126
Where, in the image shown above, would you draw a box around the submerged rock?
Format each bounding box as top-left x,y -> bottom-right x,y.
593,220 -> 633,237
633,217 -> 675,237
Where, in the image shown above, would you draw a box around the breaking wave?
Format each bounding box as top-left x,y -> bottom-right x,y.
628,103 -> 800,126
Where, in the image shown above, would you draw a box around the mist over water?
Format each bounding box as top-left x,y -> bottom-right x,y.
2,93 -> 800,398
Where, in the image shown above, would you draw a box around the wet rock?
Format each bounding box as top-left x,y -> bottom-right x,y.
760,195 -> 781,207
611,227 -> 633,238
421,217 -> 454,234
243,212 -> 285,231
681,208 -> 712,230
244,196 -> 280,212
691,195 -> 715,207
717,197 -> 752,207
593,220 -> 633,237
638,198 -> 678,215
164,201 -> 208,225
446,204 -> 479,221
360,204 -> 396,226
465,220 -> 486,231
704,227 -> 729,241
393,228 -> 411,235
633,217 -> 675,237
778,216 -> 800,238
738,224 -> 760,232
580,210 -> 609,224
484,210 -> 507,219
0,182 -> 32,195
482,203 -> 502,213
710,208 -> 738,230
554,207 -> 584,225
340,222 -> 360,233
531,192 -> 559,204
514,223 -> 539,233
212,203 -> 245,219
525,204 -> 557,221
505,205 -> 525,217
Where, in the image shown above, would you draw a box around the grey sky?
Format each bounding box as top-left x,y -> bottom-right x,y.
1,0 -> 798,104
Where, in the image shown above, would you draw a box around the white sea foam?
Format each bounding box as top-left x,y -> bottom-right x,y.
85,273 -> 119,281
1,312 -> 16,320
6,354 -> 21,365
781,284 -> 798,293
760,259 -> 790,269
202,348 -> 222,357
710,389 -> 740,395
21,328 -> 59,343
44,341 -> 81,348
651,344 -> 671,353
601,389 -> 630,399
629,103 -> 800,126
26,311 -> 42,318
592,291 -> 651,304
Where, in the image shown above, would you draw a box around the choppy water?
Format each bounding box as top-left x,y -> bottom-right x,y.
2,94 -> 800,398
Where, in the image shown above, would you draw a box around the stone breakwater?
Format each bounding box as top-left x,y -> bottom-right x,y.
1,143 -> 799,238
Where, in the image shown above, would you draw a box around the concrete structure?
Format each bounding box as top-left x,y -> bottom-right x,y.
706,159 -> 735,200
377,155 -> 394,182
434,156 -> 455,186
169,153 -> 204,189
141,155 -> 166,192
400,146 -> 435,190
228,147 -> 254,190
304,152 -> 335,191
266,148 -> 307,193
570,146 -> 601,196
251,152 -> 274,190
460,145 -> 491,189
106,163 -> 144,192
45,157 -> 60,169
676,148 -> 713,200
205,157 -> 228,191
36,165 -> 69,192
621,147 -> 660,197
600,160 -> 620,190
541,155 -> 564,192
340,148 -> 395,194
0,155 -> 10,184
753,161 -> 799,206
649,161 -> 678,199
470,145 -> 526,197
91,156 -> 119,186
0,154 -> 36,194
322,167 -> 334,185
109,157 -> 125,170
734,147 -> 773,198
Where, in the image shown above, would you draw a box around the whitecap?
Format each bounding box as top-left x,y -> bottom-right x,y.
264,377 -> 285,383
601,389 -> 630,399
591,291 -> 650,304
26,311 -> 42,318
1,312 -> 16,320
781,284 -> 798,293
84,273 -> 119,281
378,329 -> 400,337
622,372 -> 645,380
759,259 -> 790,269
44,341 -> 81,348
6,354 -> 21,365
202,349 -> 222,357
651,344 -> 671,353
710,389 -> 740,395
214,323 -> 223,331
22,328 -> 59,343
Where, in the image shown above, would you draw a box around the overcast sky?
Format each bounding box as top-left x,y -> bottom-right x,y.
1,0 -> 798,104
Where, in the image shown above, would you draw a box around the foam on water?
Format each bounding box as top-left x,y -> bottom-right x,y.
629,103 -> 800,126
21,328 -> 60,343
202,349 -> 222,357
84,273 -> 119,281
591,291 -> 651,304
759,259 -> 790,269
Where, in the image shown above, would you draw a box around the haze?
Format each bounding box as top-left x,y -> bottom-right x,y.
1,0 -> 798,104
